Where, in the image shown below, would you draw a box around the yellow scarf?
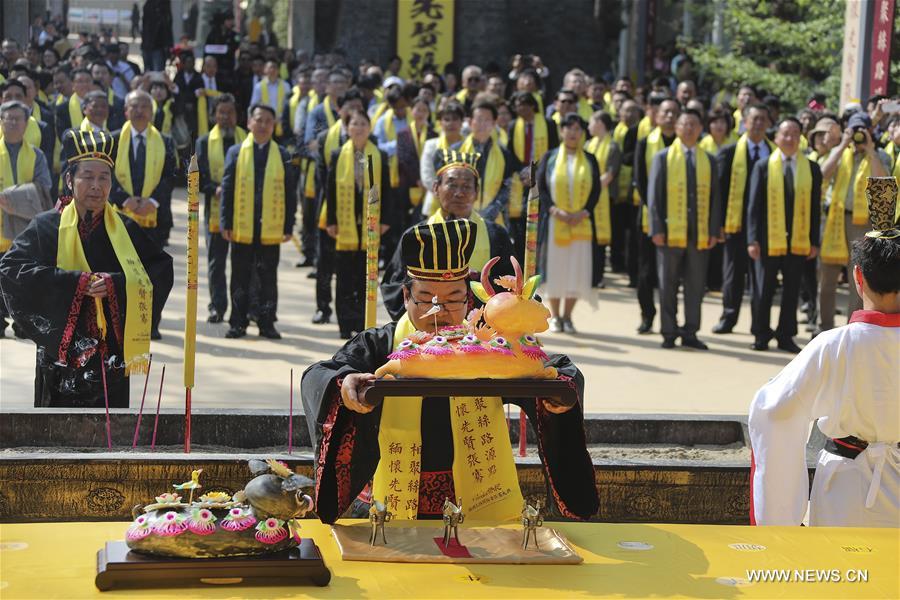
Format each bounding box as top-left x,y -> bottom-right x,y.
151,98 -> 174,135
373,313 -> 523,521
551,146 -> 593,246
723,134 -> 750,234
207,125 -> 247,233
289,85 -> 302,130
317,121 -> 345,230
821,148 -> 871,264
57,201 -> 152,375
665,139 -> 711,249
304,96 -> 337,199
232,137 -> 285,245
23,116 -> 41,148
577,98 -> 593,121
68,94 -> 84,129
642,128 -> 667,233
0,139 -> 36,251
409,119 -> 428,206
496,126 -> 509,148
613,121 -> 632,202
586,135 -> 612,244
334,139 -> 382,251
460,134 -> 504,214
114,122 -> 165,228
383,109 -> 401,187
509,117 -> 549,218
260,79 -> 285,136
637,115 -> 652,140
428,209 -> 490,271
766,153 -> 812,256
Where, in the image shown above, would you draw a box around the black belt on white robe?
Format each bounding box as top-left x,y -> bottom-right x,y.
825,436 -> 899,459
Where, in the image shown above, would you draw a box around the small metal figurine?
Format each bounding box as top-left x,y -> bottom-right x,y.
369,497 -> 392,546
441,497 -> 465,547
521,500 -> 544,550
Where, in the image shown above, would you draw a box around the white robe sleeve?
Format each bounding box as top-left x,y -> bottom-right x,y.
748,338 -> 831,525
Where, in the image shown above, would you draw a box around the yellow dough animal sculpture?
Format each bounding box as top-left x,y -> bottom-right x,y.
374,256 -> 558,380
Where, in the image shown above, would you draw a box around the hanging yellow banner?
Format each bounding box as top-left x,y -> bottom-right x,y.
397,0 -> 455,80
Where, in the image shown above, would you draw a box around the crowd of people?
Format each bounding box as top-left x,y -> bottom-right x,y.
1,11 -> 899,354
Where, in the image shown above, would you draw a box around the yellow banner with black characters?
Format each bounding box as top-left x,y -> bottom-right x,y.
397,0 -> 455,80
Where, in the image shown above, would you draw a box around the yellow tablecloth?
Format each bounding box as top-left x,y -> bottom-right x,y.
0,520 -> 896,599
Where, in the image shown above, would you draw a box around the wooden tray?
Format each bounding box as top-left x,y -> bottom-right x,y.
366,378 -> 578,406
95,539 -> 331,591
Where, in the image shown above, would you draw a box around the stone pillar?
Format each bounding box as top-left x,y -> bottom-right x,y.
289,0 -> 315,58
2,0 -> 32,43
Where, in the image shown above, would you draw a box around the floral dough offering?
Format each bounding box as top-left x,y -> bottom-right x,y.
374,256 -> 557,380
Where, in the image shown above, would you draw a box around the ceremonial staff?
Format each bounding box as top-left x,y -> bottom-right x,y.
520,162 -> 539,457
364,155 -> 381,330
183,155 -> 200,453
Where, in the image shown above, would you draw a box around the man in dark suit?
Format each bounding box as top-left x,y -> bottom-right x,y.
712,103 -> 774,334
53,68 -> 93,135
648,108 -> 722,350
109,90 -> 178,260
746,117 -> 822,353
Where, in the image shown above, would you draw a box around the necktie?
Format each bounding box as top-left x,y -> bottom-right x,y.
784,158 -> 794,200
750,144 -> 759,164
133,134 -> 146,196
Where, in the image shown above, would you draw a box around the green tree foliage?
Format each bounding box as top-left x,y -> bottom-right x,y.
689,0 -> 845,112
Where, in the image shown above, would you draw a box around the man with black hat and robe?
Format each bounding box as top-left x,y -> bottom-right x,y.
380,149 -> 515,321
0,129 -> 173,407
302,219 -> 599,524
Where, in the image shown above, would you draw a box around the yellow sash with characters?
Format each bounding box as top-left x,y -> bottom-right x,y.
383,109 -> 401,188
334,139 -> 382,251
57,201 -> 152,375
766,153 -> 811,257
0,139 -> 36,251
552,146 -> 594,246
641,128 -> 667,232
586,135 -> 612,244
317,121 -> 345,230
232,137 -> 286,245
509,117 -> 549,218
372,314 -> 523,520
409,119 -> 428,206
207,125 -> 247,233
461,134 -> 504,214
665,140 -> 711,249
822,148 -> 869,264
613,121 -> 632,203
114,122 -> 165,228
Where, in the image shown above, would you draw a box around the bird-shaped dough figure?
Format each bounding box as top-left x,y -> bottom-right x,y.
173,469 -> 204,503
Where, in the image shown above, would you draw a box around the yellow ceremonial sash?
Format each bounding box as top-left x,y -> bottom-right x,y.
334,139 -> 382,251
733,107 -> 743,134
531,92 -> 544,114
586,135 -> 612,245
383,109 -> 401,187
158,99 -> 173,135
665,139 -> 711,249
577,98 -> 593,121
455,88 -> 470,105
642,128 -> 667,232
0,139 -> 37,251
613,121 -> 632,202
637,115 -> 652,140
372,314 -> 523,521
509,117 -> 549,218
197,89 -> 223,137
207,125 -> 248,233
461,134 -> 504,214
766,153 -> 812,257
261,80 -> 286,136
114,122 -> 165,228
31,102 -> 42,123
23,116 -> 41,148
551,146 -> 593,246
409,120 -> 428,206
317,121 -> 344,230
496,126 -> 509,148
323,95 -> 336,128
57,201 -> 152,375
724,135 -> 750,234
289,85 -> 302,130
821,148 -> 871,264
232,137 -> 286,245
68,94 -> 84,129
302,91 -> 323,199
428,209 -> 490,271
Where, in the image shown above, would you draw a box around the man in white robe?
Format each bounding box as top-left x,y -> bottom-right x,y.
748,186 -> 899,527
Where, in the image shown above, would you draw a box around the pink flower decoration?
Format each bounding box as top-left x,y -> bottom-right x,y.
153,511 -> 187,537
187,508 -> 217,535
221,507 -> 257,532
126,515 -> 152,541
255,517 -> 288,544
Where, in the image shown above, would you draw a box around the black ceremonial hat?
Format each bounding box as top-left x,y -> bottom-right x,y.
402,219 -> 477,281
63,129 -> 116,168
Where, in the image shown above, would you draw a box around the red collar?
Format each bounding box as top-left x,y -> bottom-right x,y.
849,310 -> 900,327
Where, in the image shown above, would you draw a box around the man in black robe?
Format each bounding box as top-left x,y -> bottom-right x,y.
0,130 -> 173,407
302,219 -> 598,523
381,149 -> 515,321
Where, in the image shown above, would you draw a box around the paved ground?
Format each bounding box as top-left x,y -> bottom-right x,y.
0,187 -> 851,416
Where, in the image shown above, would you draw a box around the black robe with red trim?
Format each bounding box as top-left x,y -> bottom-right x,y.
300,321 -> 599,524
0,208 -> 173,407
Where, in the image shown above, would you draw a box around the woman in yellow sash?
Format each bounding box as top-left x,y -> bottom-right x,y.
406,96 -> 436,218
0,129 -> 173,407
301,219 -> 598,524
421,101 -> 465,216
537,113 -> 601,334
325,109 -> 391,339
586,111 -> 622,289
